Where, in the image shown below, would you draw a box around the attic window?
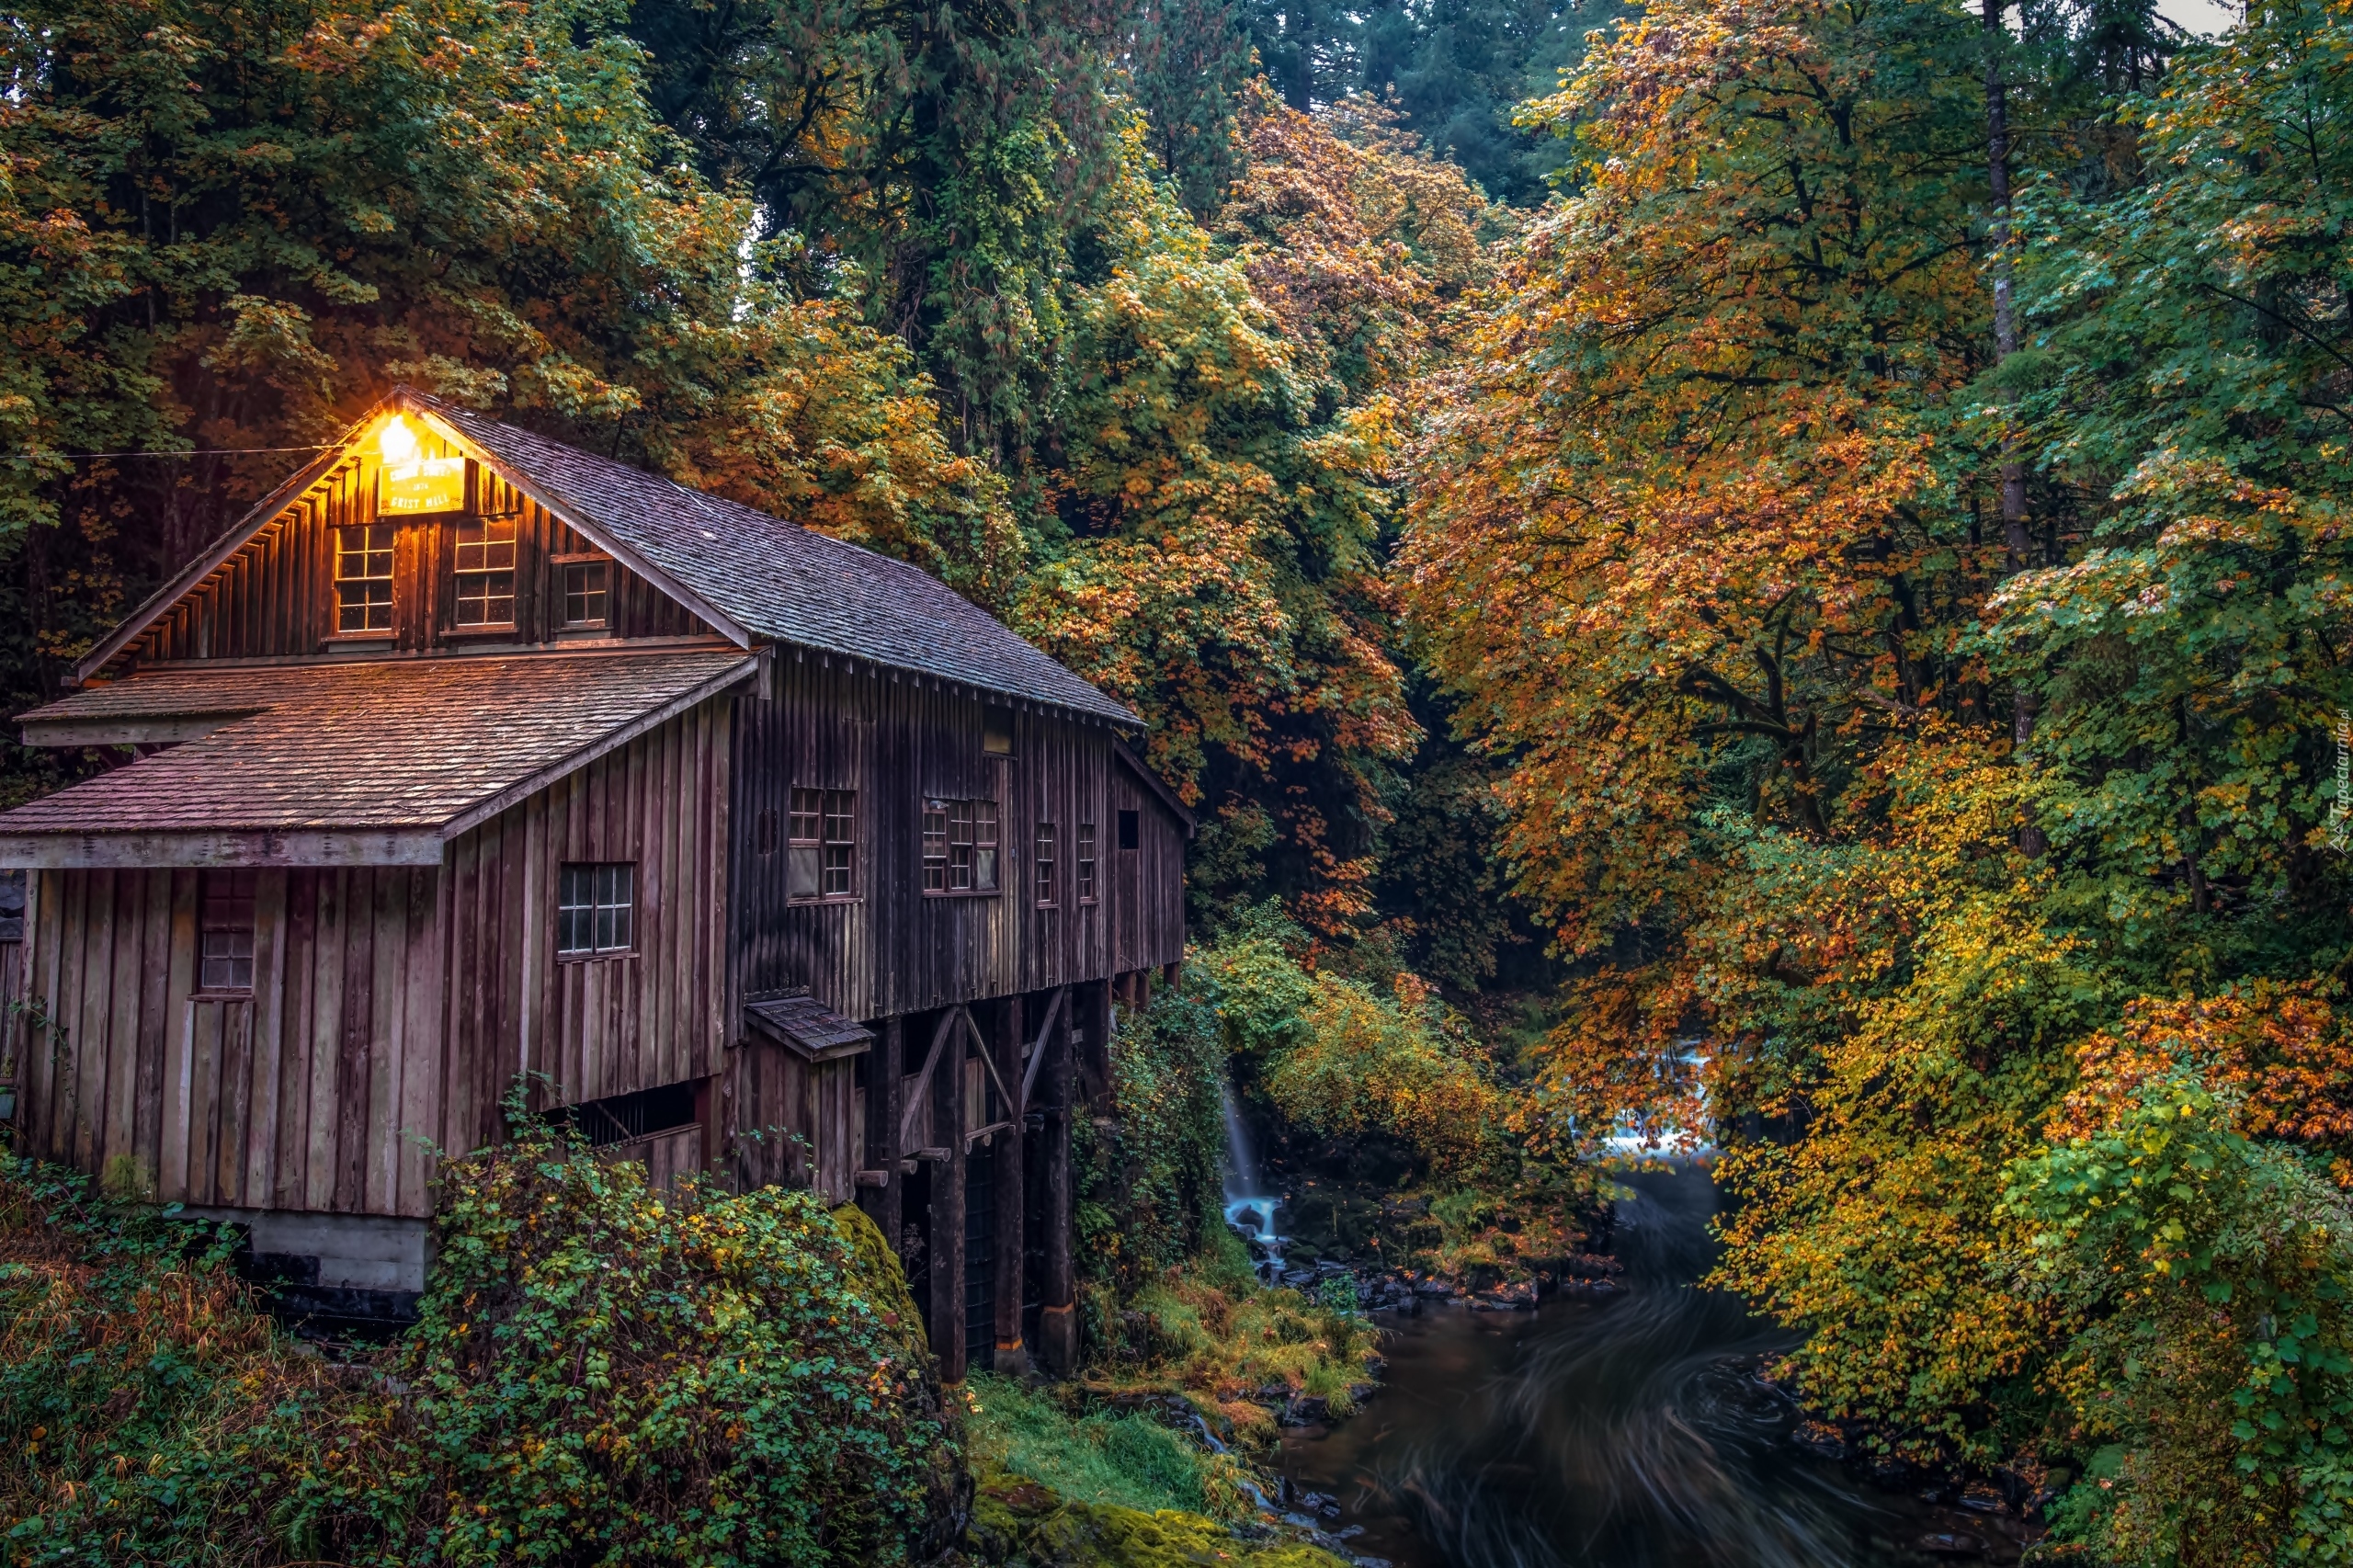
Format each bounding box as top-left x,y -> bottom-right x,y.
454,517 -> 517,626
1118,809 -> 1140,850
983,707 -> 1014,756
335,523 -> 394,632
562,560 -> 609,628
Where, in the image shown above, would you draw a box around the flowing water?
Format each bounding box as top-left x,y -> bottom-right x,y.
1222,1082 -> 1289,1280
1268,1166 -> 2036,1568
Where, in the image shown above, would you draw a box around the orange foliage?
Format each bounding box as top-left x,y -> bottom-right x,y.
2054,991 -> 2353,1159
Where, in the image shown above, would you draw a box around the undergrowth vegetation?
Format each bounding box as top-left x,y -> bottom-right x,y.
961,1374 -> 1238,1517
0,1125 -> 957,1566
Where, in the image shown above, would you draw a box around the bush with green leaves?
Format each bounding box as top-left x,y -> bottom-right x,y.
2006,1064 -> 2353,1565
0,1127 -> 961,1566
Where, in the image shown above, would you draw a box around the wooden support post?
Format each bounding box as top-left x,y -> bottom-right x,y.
1039,989 -> 1077,1377
1085,978 -> 1116,1118
863,1016 -> 903,1256
930,1012 -> 967,1385
693,1074 -> 722,1190
994,994 -> 1027,1376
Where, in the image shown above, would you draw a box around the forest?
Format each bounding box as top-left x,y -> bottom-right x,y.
8,0 -> 2353,1561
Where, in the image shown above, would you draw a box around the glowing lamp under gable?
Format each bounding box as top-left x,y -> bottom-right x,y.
377,415 -> 465,514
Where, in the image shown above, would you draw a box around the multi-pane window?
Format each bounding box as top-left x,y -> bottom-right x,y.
557,863 -> 635,957
922,798 -> 999,892
788,788 -> 856,901
562,560 -> 609,627
199,869 -> 256,992
335,523 -> 394,632
1076,823 -> 1097,903
453,517 -> 517,626
1035,822 -> 1056,905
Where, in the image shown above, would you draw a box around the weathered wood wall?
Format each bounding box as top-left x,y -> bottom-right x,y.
730,653 -> 1188,1025
124,444 -> 705,671
441,699 -> 733,1153
730,1045 -> 859,1201
16,698 -> 733,1221
18,864 -> 443,1217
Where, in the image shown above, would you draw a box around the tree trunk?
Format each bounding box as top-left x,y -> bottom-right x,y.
1984,0 -> 2048,856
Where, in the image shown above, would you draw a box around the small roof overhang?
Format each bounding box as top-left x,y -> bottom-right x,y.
744,992 -> 875,1062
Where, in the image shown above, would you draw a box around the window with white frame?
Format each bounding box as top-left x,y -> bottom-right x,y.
335,523 -> 394,632
453,517 -> 517,626
557,863 -> 635,957
922,798 -> 998,892
789,788 -> 856,901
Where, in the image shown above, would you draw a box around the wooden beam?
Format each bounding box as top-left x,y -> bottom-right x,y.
898,1008 -> 959,1153
0,829 -> 444,869
1040,988 -> 1077,1377
1018,986 -> 1068,1116
930,1013 -> 967,1386
959,1006 -> 1017,1125
994,994 -> 1027,1376
864,1015 -> 904,1256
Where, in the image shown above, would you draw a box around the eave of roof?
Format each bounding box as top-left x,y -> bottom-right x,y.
1115,741 -> 1198,836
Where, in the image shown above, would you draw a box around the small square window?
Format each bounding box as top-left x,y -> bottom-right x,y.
1076,823 -> 1097,903
563,560 -> 609,627
199,869 -> 256,992
335,523 -> 395,632
1035,821 -> 1056,906
558,862 -> 634,957
788,788 -> 856,901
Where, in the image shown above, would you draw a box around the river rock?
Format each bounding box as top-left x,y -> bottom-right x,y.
1915,1532 -> 1987,1556
1279,1394 -> 1331,1426
1958,1482 -> 2006,1512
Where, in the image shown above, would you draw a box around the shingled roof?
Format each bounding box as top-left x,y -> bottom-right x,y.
75,389 -> 1137,730
0,649 -> 756,865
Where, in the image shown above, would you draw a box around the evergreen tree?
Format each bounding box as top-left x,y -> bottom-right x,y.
1129,0 -> 1258,215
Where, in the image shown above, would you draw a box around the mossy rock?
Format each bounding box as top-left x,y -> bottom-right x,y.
965,1472 -> 1350,1568
832,1200 -> 928,1357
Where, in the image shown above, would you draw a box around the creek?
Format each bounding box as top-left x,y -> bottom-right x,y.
1269,1166 -> 2039,1568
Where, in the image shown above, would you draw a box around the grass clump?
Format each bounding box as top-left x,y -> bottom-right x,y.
966,1472 -> 1352,1568
962,1373 -> 1216,1516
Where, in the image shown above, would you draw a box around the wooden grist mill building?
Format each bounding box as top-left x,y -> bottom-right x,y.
0,388 -> 1190,1379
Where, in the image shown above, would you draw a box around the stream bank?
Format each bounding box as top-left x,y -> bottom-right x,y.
1272,1166 -> 2043,1568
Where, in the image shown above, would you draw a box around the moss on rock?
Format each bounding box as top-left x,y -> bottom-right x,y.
962,1472 -> 1352,1568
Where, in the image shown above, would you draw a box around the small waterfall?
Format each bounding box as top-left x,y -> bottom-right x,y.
1220,1080 -> 1286,1279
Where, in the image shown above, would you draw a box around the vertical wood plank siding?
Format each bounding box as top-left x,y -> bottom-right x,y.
126,447 -> 705,669
442,700 -> 732,1141
728,653 -> 1187,1026
21,865 -> 441,1216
